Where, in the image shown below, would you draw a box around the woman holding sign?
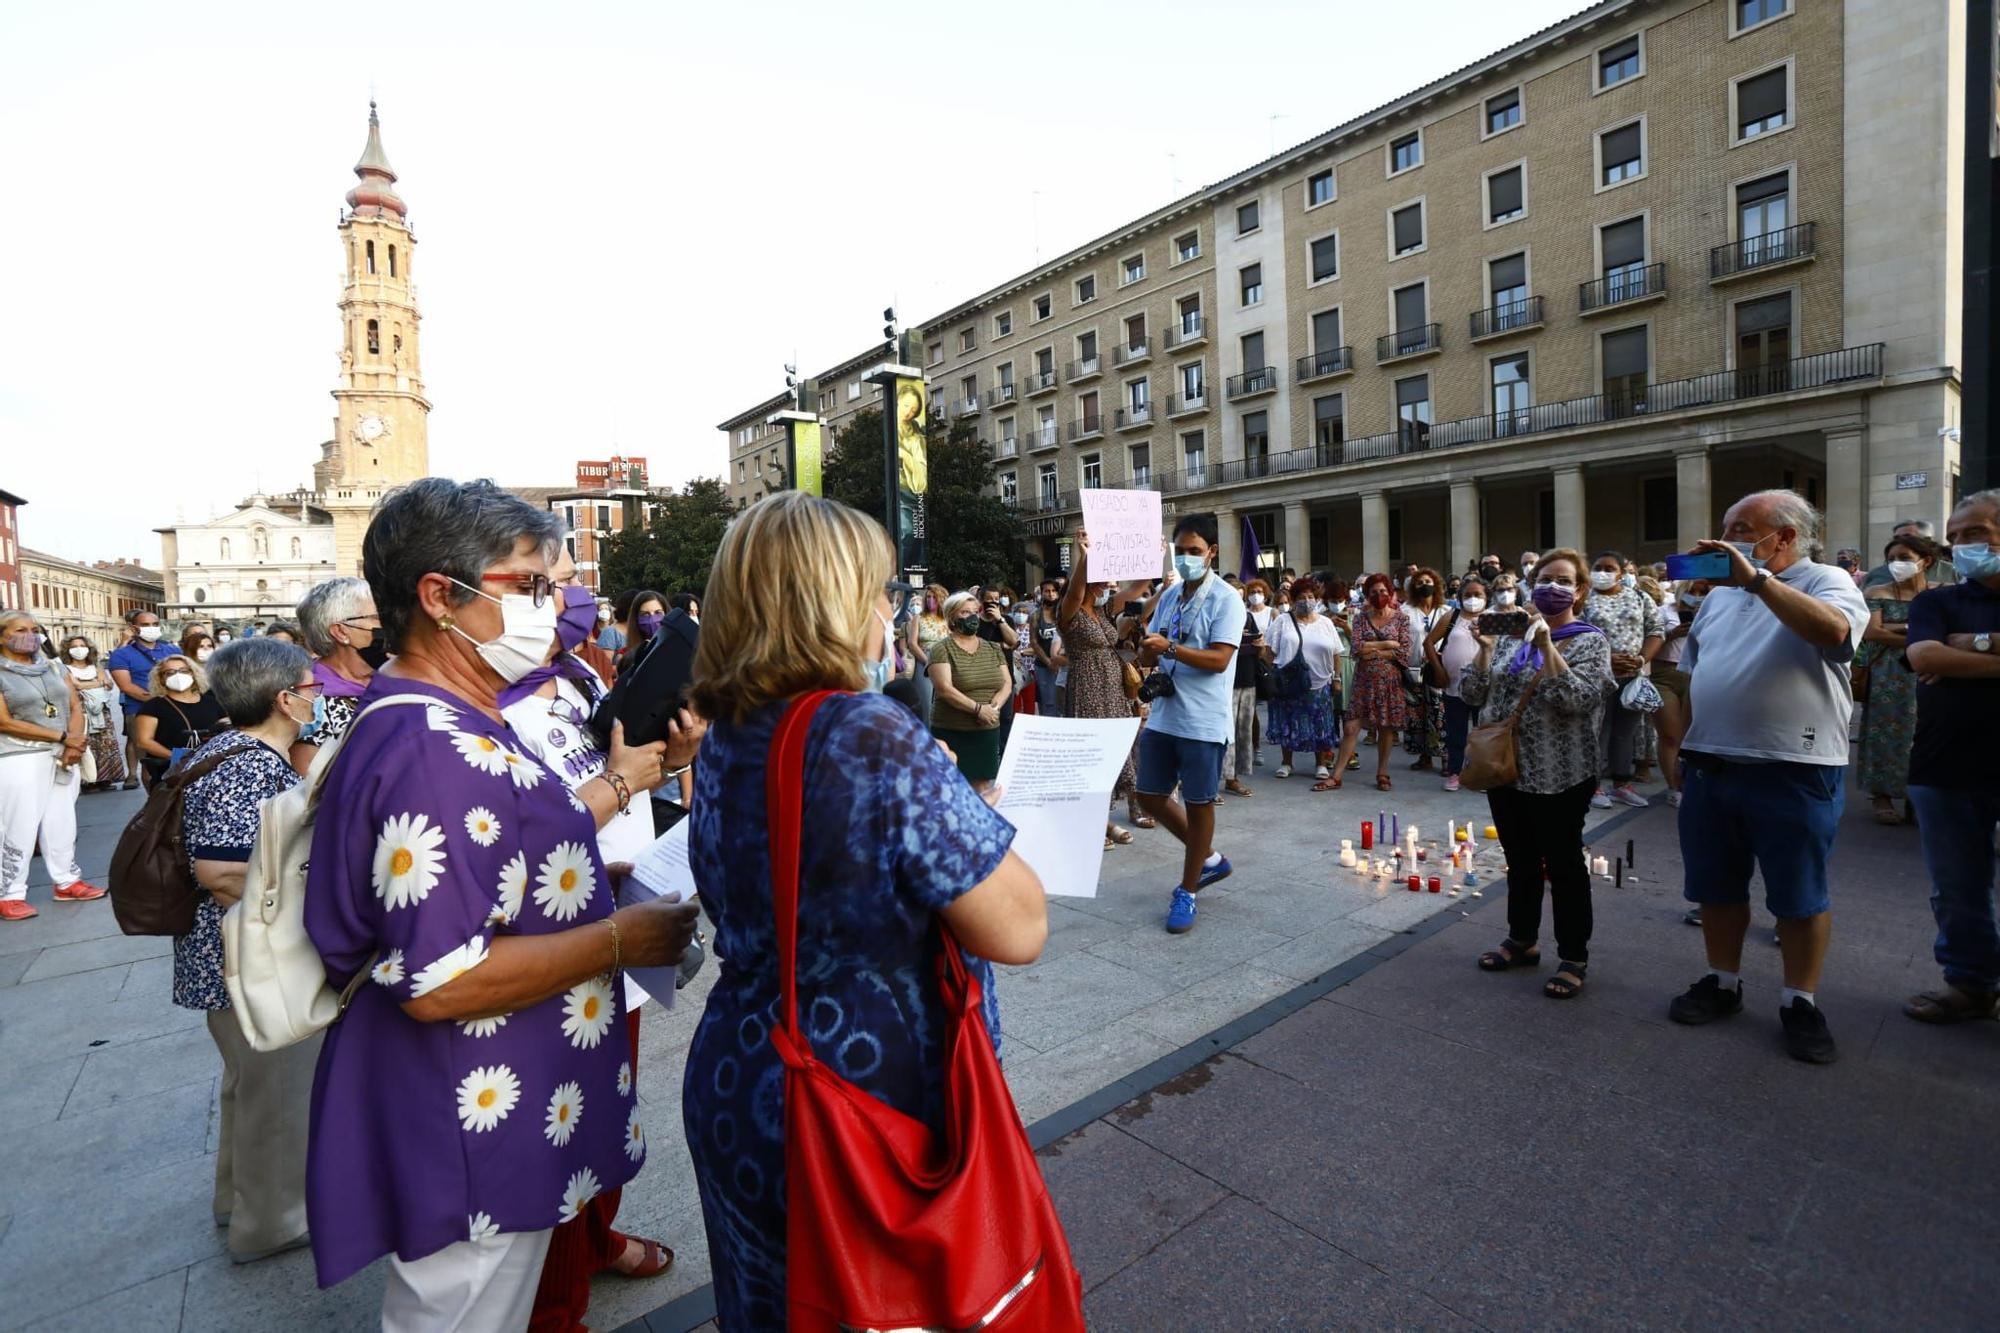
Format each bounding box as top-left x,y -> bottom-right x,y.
1059,529 -> 1147,849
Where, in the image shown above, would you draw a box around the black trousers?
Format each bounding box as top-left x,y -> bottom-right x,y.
1487,777 -> 1598,963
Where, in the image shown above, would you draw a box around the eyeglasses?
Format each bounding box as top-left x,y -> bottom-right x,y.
548,696 -> 591,730
476,572 -> 556,608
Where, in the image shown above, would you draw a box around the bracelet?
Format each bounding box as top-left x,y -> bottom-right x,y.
601,771 -> 631,814
663,764 -> 690,781
603,916 -> 622,974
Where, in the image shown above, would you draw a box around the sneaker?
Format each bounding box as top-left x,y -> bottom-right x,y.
1198,855 -> 1233,889
1590,789 -> 1614,809
1443,774 -> 1461,792
1165,888 -> 1198,934
51,881 -> 107,902
1665,790 -> 1683,808
1668,974 -> 1744,1025
0,900 -> 38,922
1682,906 -> 1704,926
1780,998 -> 1838,1064
1610,784 -> 1650,809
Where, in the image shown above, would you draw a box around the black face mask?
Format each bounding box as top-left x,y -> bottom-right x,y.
355,637 -> 391,671
1479,564 -> 1502,579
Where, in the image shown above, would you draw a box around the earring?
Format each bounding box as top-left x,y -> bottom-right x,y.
438,614 -> 455,630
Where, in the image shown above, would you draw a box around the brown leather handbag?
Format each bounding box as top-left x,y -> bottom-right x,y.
1459,673 -> 1541,793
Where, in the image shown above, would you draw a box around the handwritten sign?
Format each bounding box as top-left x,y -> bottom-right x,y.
1079,488 -> 1164,583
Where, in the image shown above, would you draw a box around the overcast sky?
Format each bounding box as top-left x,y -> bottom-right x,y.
0,0 -> 1581,565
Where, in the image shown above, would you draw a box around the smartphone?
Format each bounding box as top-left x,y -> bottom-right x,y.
1478,609 -> 1531,639
1665,550 -> 1732,581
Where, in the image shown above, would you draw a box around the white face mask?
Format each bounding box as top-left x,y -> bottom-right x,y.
196,648 -> 213,662
163,671 -> 195,693
138,625 -> 163,642
1589,570 -> 1620,591
216,634 -> 231,642
448,579 -> 560,684
1495,590 -> 1517,608
1297,599 -> 1321,615
68,646 -> 89,661
1681,591 -> 1705,609
1247,593 -> 1266,608
1885,559 -> 1922,585
1459,597 -> 1487,614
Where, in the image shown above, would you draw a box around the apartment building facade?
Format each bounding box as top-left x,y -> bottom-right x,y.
720,345 -> 892,508
20,549 -> 164,654
720,0 -> 1967,581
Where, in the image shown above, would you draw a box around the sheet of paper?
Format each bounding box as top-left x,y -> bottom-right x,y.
993,715 -> 1142,899
1079,488 -> 1164,584
616,820 -> 701,1009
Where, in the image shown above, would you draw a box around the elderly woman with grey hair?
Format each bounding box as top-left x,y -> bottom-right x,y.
299,478 -> 703,1328
292,575 -> 386,769
173,635 -> 323,1261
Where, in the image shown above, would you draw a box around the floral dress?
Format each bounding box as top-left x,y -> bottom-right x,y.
1059,606 -> 1138,797
1347,610 -> 1412,730
174,732 -> 299,1011
303,678 -> 641,1288
684,693 -> 1015,1330
1856,594 -> 1919,797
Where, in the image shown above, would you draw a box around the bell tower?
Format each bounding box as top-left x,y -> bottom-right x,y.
318,101 -> 431,574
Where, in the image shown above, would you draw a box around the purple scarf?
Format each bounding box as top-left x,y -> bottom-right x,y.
1508,619 -> 1604,675
495,652 -> 600,711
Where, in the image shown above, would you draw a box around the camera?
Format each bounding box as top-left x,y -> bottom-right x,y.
1136,670 -> 1178,703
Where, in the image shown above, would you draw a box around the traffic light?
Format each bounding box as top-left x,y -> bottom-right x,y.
883,306 -> 897,350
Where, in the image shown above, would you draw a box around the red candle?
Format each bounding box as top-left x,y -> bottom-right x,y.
1361,821 -> 1374,850
1428,876 -> 1442,893
1406,874 -> 1421,892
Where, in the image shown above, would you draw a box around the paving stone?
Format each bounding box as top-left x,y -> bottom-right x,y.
1121,964 -> 1301,1046
180,1247 -> 382,1332
1000,1019 -> 1178,1125
18,930 -> 171,983
0,898 -> 127,957
0,950 -> 34,988
0,1054 -> 84,1130
987,950 -> 1174,1052
63,1021 -> 222,1118
22,1269 -> 187,1332
1243,915 -> 1394,982
0,1076 -> 212,1216
1037,1118 -> 1233,1291
1026,898 -> 1134,963
1083,914 -> 1288,988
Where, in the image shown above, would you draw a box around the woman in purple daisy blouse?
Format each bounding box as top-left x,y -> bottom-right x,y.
303,479 -> 701,1331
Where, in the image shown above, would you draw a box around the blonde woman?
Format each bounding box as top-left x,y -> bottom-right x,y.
927,591 -> 1014,789
683,491 -> 1048,1329
904,581 -> 951,721
131,653 -> 226,787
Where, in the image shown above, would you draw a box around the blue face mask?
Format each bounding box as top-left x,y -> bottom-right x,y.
862,612 -> 895,693
1173,552 -> 1209,583
1953,543 -> 2000,581
291,690 -> 326,742
1728,532 -> 1778,570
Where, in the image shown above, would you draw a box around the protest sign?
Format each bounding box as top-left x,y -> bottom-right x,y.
1079,488 -> 1164,584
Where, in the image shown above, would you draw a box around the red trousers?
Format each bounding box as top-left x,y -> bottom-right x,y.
528,1006 -> 644,1333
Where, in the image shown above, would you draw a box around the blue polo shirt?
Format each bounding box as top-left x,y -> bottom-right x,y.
108,640 -> 178,715
1906,578 -> 2000,789
1145,576 -> 1246,744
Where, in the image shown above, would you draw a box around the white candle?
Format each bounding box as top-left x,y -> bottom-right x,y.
1339,840 -> 1357,868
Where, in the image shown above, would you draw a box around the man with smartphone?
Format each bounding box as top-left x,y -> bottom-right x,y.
1667,489 -> 1869,1063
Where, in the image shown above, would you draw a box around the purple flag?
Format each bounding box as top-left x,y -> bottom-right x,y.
1239,513 -> 1262,582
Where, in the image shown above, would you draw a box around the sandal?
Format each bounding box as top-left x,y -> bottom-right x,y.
1274,765 -> 1292,779
1478,939 -> 1540,971
1312,777 -> 1342,792
1108,826 -> 1135,845
1375,773 -> 1393,792
609,1233 -> 675,1279
1872,798 -> 1902,826
1127,806 -> 1156,829
1224,780 -> 1253,798
1903,986 -> 1999,1024
1543,960 -> 1588,999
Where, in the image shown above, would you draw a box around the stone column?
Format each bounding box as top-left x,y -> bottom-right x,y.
1449,479 -> 1481,577
1675,448 -> 1712,551
1552,466 -> 1585,551
1360,490 -> 1390,575
1213,506 -> 1236,582
1283,500 -> 1310,575
1821,425 -> 1865,559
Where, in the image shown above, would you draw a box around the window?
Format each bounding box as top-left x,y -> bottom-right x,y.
995,310 -> 1012,338
1122,253 -> 1146,285
1075,275 -> 1097,305
1393,282 -> 1427,336
1490,253 -> 1529,322
1735,66 -> 1789,140
927,341 -> 944,366
1177,295 -> 1203,334
1737,172 -> 1792,259
388,245 -> 397,278
365,240 -> 376,275
1079,390 -> 1101,430
1490,353 -> 1531,435
1180,361 -> 1205,402
1309,233 -> 1339,282
1600,121 -> 1644,186
1735,292 -> 1793,383
1237,200 -> 1261,234
1126,313 -> 1147,350
847,380 -> 861,401
1396,375 -> 1432,449
997,362 -> 1016,392
1240,263 -> 1263,306
1037,404 -> 1056,444
1485,88 -> 1522,136
1487,165 -> 1524,223
1175,230 -> 1201,262
1307,168 -> 1335,207
1313,394 -> 1345,450
1036,347 -> 1055,379
960,375 -> 977,404
1243,411 -> 1270,475
1312,308 -> 1342,353
1241,331 -> 1266,377
1033,293 -> 1052,320
1601,217 -> 1647,294
959,328 -> 976,353
1128,377 -> 1149,411
1001,471 -> 1018,504
1602,326 -> 1650,411
999,416 -> 1017,448
1733,0 -> 1791,35
1129,444 -> 1152,486
1597,35 -> 1642,89
1389,131 -> 1422,174
1077,330 -> 1098,368
1183,431 -> 1207,481
1642,476 -> 1677,542
367,319 -> 380,354
1038,464 -> 1059,507
1392,202 -> 1424,255
1082,454 -> 1103,489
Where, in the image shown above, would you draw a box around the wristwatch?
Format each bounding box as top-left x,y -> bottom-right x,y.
1164,641 -> 1180,661
1975,633 -> 1994,654
1747,570 -> 1773,595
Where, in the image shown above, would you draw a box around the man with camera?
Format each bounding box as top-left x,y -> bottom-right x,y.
1135,513 -> 1247,934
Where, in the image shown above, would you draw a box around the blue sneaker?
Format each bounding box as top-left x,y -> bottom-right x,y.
1165,887 -> 1197,934
1198,855 -> 1233,888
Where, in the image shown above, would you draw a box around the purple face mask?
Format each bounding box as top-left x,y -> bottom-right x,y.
1530,582 -> 1576,615
635,611 -> 666,638
555,585 -> 598,653
4,631 -> 41,656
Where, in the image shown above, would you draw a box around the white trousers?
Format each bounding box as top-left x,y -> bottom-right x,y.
381,1229 -> 553,1333
0,753 -> 79,901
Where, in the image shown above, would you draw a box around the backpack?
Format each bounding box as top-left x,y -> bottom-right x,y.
107,749 -> 236,937
222,694 -> 432,1052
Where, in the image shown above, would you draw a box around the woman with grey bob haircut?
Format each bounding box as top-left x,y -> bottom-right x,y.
172,634 -> 324,1263
293,576 -> 387,765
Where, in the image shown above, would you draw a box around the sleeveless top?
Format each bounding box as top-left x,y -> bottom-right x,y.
0,660 -> 68,759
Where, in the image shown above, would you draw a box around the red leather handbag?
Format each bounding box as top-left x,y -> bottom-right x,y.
768,691 -> 1086,1332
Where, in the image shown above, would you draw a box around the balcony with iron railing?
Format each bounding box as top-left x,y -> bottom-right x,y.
989,382 -> 1018,406
1115,404 -> 1153,431
1027,423 -> 1060,452
1226,366 -> 1279,399
1376,323 -> 1443,363
1114,341 -> 1152,367
1296,346 -> 1354,382
1067,356 -> 1103,382
1028,488 -> 1080,515
1068,415 -> 1105,442
1164,315 -> 1207,349
1168,391 -> 1208,417
1580,262 -> 1667,314
1469,296 -> 1545,342
1711,222 -> 1816,282
990,437 -> 1019,460
1026,368 -> 1060,396
954,395 -> 982,417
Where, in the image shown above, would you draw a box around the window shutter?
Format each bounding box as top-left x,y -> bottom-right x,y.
1393,205 -> 1423,252
1603,328 -> 1648,379
1490,253 -> 1527,292
1394,284 -> 1427,331
1738,172 -> 1789,205
1735,293 -> 1792,334
1312,309 -> 1342,349
1312,235 -> 1338,279
1601,218 -> 1646,268
1738,69 -> 1786,126
1602,123 -> 1642,168
1242,332 -> 1265,369
1489,167 -> 1523,217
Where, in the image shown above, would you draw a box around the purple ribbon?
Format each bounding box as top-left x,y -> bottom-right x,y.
1508,619 -> 1604,674
496,652 -> 599,710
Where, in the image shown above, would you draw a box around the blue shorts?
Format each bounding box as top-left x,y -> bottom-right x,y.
1136,729 -> 1227,805
1677,754 -> 1844,919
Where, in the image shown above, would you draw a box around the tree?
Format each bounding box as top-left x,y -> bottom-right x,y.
595,476 -> 739,599
822,408 -> 1027,590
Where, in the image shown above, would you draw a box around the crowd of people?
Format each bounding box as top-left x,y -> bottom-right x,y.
0,474 -> 1995,1330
